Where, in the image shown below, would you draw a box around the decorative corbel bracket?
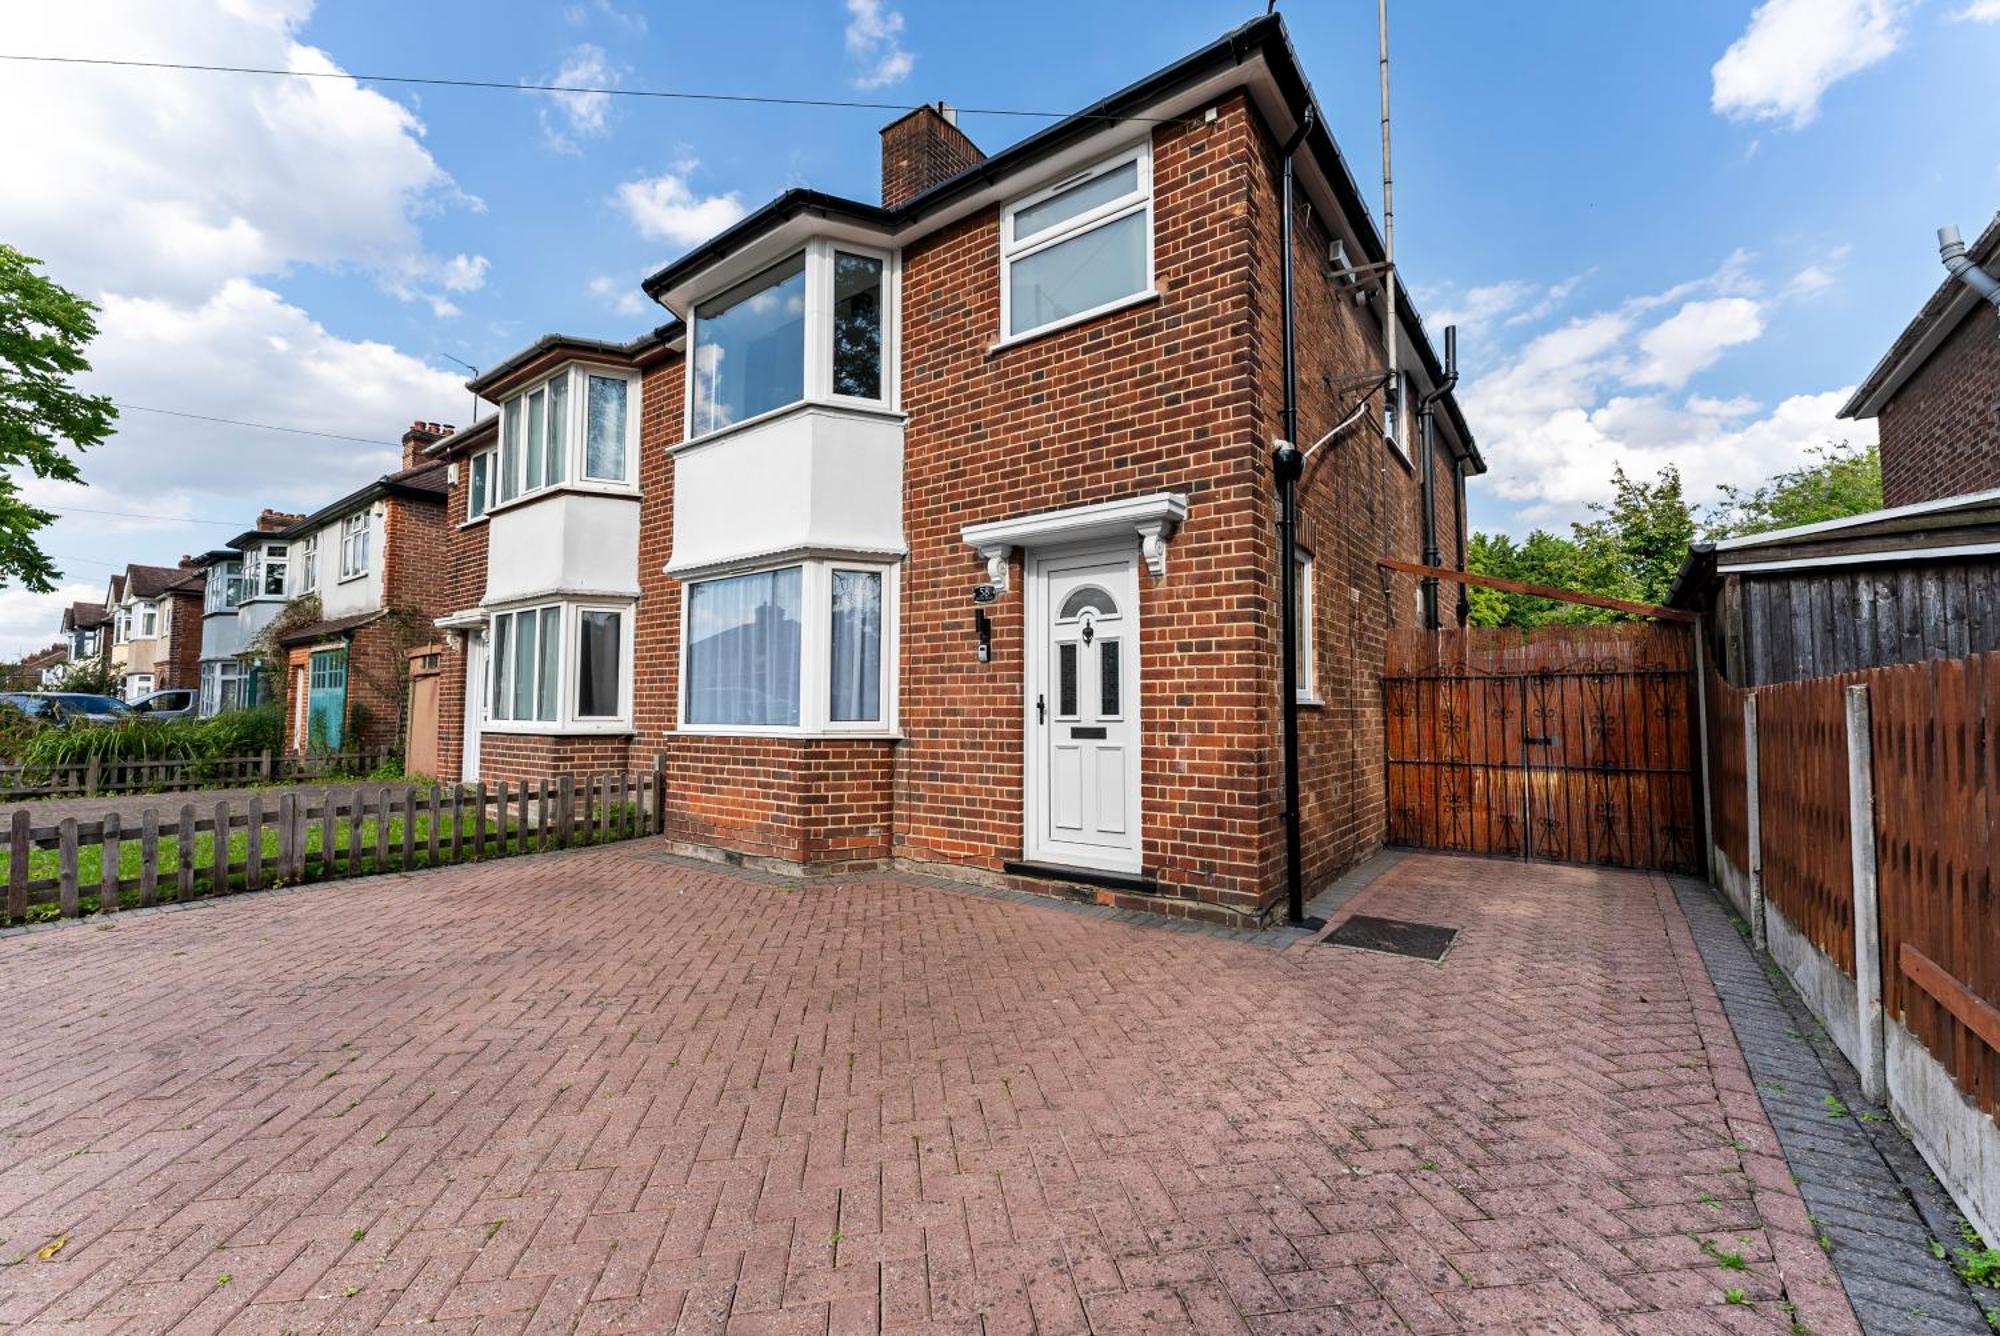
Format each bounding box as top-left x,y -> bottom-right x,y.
1134,521 -> 1173,579
977,544 -> 1013,593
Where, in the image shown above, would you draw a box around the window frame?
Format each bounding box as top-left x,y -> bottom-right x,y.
491,365 -> 640,510
204,560 -> 245,613
1292,546 -> 1320,705
998,141 -> 1156,346
338,511 -> 371,581
466,448 -> 492,521
483,599 -> 635,733
682,239 -> 900,444
135,601 -> 158,639
297,534 -> 319,594
260,543 -> 289,598
676,557 -> 898,738
1385,370 -> 1415,465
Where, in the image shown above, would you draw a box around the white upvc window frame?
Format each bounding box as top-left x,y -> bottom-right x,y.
135,600 -> 158,639
1293,546 -> 1320,705
204,560 -> 245,613
466,448 -> 493,521
297,534 -> 319,594
493,364 -> 640,511
998,140 -> 1156,346
1385,369 -> 1415,465
675,556 -> 899,738
682,239 -> 900,444
339,511 -> 370,581
483,599 -> 636,734
260,542 -> 289,598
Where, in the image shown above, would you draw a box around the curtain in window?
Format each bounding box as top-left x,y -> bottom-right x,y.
686,567 -> 801,725
492,614 -> 512,720
500,397 -> 521,502
526,386 -> 546,491
547,375 -> 568,485
509,612 -> 538,721
829,569 -> 882,722
586,376 -> 625,479
577,611 -> 621,716
537,607 -> 560,721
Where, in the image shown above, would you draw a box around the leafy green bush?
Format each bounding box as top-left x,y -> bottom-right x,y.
186,705 -> 282,759
18,704 -> 286,777
0,701 -> 38,763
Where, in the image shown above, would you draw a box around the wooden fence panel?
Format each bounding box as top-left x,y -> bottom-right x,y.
1873,653 -> 2000,1116
1753,674 -> 1856,971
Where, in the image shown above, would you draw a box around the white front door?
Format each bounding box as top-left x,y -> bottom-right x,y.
462,630 -> 485,780
1026,546 -> 1141,873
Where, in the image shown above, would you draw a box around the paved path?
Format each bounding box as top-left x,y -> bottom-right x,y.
1671,875 -> 1995,1334
0,849 -> 1865,1332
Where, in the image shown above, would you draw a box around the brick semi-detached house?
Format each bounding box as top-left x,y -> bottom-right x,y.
426,15 -> 1482,923
1842,210 -> 2000,505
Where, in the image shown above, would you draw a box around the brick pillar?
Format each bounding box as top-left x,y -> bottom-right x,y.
880,104 -> 983,209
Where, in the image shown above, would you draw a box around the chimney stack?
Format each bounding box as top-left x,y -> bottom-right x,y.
880,102 -> 984,210
257,508 -> 303,533
400,419 -> 455,470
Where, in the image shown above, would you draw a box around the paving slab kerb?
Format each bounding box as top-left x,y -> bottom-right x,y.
0,849 -> 1860,1333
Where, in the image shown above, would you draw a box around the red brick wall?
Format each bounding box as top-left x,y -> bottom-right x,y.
664,736 -> 894,871
881,106 -> 984,209
382,494 -> 449,617
161,590 -> 203,690
433,452 -> 491,783
479,731 -> 635,785
1878,300 -> 2000,505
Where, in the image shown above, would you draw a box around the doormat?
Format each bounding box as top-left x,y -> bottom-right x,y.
1321,914 -> 1457,961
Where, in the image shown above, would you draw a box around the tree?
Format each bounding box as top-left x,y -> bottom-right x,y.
1467,466 -> 1696,627
0,245 -> 117,592
1703,440 -> 1881,540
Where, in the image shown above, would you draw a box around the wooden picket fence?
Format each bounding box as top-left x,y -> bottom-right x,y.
0,748 -> 389,801
2,768 -> 665,926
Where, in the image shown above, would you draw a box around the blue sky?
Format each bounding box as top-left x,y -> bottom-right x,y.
1,0 -> 1998,652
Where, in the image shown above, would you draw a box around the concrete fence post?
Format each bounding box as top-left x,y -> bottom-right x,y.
1846,683 -> 1888,1103
1744,693 -> 1766,951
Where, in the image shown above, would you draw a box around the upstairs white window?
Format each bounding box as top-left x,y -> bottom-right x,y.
261,543 -> 288,597
1000,143 -> 1153,341
339,512 -> 370,580
467,450 -> 491,520
297,535 -> 318,594
686,241 -> 894,439
204,561 -> 245,613
1385,370 -> 1413,463
114,607 -> 130,644
494,366 -> 638,505
136,601 -> 158,638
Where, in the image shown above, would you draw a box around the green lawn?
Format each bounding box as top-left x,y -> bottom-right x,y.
22,801 -> 644,923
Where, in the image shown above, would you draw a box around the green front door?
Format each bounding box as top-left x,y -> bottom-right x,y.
307,648 -> 347,751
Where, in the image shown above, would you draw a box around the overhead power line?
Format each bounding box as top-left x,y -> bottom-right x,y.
50,505 -> 242,527
0,53 -> 1180,124
114,403 -> 401,448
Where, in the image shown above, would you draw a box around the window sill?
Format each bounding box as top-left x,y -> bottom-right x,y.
484,481 -> 640,519
672,726 -> 903,742
1385,437 -> 1415,473
480,721 -> 635,737
458,514 -> 489,530
1296,693 -> 1325,708
988,289 -> 1161,355
674,398 -> 905,455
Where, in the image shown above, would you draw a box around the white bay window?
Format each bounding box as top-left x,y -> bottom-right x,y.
681,560 -> 895,734
686,240 -> 895,440
488,601 -> 633,730
493,365 -> 636,508
1000,143 -> 1154,342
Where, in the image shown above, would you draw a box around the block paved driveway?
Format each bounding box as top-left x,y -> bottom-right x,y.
0,848 -> 1859,1334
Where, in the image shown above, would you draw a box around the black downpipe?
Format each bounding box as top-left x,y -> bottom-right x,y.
1453,456 -> 1470,626
1417,326 -> 1459,630
1274,105 -> 1314,928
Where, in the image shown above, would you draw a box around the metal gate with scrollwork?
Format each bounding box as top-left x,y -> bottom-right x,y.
1382,624 -> 1702,873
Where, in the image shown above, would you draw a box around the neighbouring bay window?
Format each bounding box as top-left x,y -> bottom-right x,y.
1000,142 -> 1153,341
135,601 -> 158,638
204,560 -> 245,613
339,511 -> 370,579
488,602 -> 632,729
114,607 -> 130,644
261,543 -> 288,597
686,241 -> 895,439
492,365 -> 636,506
297,535 -> 318,594
682,560 -> 894,732
198,660 -> 245,717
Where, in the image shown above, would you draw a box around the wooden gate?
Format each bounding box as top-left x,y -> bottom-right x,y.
1384,624 -> 1702,872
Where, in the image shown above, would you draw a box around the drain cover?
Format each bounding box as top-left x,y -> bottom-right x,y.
1322,914 -> 1457,961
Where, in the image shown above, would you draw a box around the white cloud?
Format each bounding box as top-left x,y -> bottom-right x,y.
1460,256 -> 1874,533
1711,0 -> 1908,128
0,3 -> 484,309
1953,0 -> 2000,19
563,0 -> 647,31
614,166 -> 748,247
0,583 -> 107,661
589,274 -> 647,317
1627,297 -> 1765,389
844,0 -> 914,89
538,43 -> 616,154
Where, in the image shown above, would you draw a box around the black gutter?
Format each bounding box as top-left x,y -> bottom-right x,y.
1274,104 -> 1315,930
1417,325 -> 1459,629
465,322 -> 682,397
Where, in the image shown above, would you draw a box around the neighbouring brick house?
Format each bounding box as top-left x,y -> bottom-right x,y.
190,508 -> 302,717
273,423 -> 451,755
1842,210 -> 2000,505
111,562 -> 202,701
427,15 -> 1481,924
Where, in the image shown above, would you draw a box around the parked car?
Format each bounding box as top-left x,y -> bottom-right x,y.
129,688 -> 196,721
0,692 -> 134,726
